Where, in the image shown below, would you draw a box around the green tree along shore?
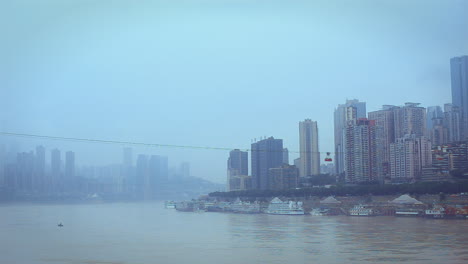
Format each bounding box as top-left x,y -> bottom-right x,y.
209,181 -> 468,198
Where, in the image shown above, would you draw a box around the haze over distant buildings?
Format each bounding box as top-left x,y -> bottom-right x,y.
1,1 -> 468,184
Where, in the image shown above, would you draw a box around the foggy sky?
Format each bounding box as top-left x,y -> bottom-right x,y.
1,0 -> 468,183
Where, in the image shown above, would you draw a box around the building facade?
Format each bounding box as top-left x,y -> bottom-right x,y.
390,135 -> 432,183
368,106 -> 396,182
393,103 -> 427,139
282,148 -> 289,165
227,149 -> 248,191
299,119 -> 320,177
334,99 -> 366,180
251,137 -> 283,190
450,55 -> 468,140
444,103 -> 462,143
426,106 -> 444,131
345,118 -> 378,183
268,165 -> 299,190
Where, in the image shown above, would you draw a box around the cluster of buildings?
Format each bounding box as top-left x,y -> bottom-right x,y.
0,144 -> 197,200
0,146 -> 76,194
228,119 -> 321,192
227,55 -> 468,191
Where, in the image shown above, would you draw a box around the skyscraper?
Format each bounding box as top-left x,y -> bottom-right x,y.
430,117 -> 447,146
345,118 -> 378,183
393,102 -> 427,139
390,134 -> 432,183
251,137 -> 283,190
136,154 -> 149,198
299,119 -> 320,177
16,152 -> 34,191
282,148 -> 289,165
64,151 -> 75,191
180,162 -> 190,178
65,151 -> 75,179
334,99 -> 366,180
444,103 -> 462,142
227,149 -> 248,191
426,106 -> 444,131
0,144 -> 5,186
148,155 -> 169,186
368,106 -> 396,182
34,146 -> 46,192
268,164 -> 299,190
123,147 -> 133,168
148,155 -> 160,198
450,55 -> 468,139
51,149 -> 61,190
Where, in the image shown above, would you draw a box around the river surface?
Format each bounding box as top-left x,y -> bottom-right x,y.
1,202 -> 467,264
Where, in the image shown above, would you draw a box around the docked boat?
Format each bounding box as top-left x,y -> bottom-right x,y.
425,206 -> 445,218
230,198 -> 261,214
349,205 -> 374,216
266,197 -> 305,215
310,208 -> 330,216
165,201 -> 176,209
395,208 -> 422,217
175,201 -> 195,212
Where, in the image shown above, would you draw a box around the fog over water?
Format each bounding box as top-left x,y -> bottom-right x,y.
1,202 -> 467,264
1,0 -> 468,182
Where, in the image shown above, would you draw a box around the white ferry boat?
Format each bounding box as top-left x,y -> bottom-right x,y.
266,197 -> 305,215
164,201 -> 176,209
425,206 -> 445,218
395,208 -> 422,217
230,198 -> 261,214
349,205 -> 374,216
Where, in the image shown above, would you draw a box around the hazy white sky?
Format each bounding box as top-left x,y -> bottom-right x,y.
1,0 -> 468,183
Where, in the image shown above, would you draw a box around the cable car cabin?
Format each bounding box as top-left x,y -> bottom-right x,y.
324,152 -> 333,162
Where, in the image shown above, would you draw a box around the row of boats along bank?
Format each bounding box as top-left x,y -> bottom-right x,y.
165,194 -> 468,218
166,197 -> 305,215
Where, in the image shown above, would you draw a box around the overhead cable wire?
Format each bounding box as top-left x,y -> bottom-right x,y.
0,131 -> 340,155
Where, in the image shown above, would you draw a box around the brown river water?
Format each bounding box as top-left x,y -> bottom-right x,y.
1,202 -> 467,264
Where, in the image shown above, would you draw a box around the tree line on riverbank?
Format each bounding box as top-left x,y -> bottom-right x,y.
209,180 -> 468,198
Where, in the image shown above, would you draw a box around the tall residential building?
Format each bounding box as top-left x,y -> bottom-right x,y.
390,135 -> 432,183
450,55 -> 468,139
229,175 -> 252,191
147,155 -> 168,198
34,146 -> 46,192
0,144 -> 6,186
180,162 -> 190,178
345,118 -> 378,183
65,151 -> 75,179
16,152 -> 34,191
368,106 -> 396,182
334,99 -> 366,180
227,149 -> 248,191
282,148 -> 289,165
299,119 -> 320,177
123,147 -> 133,168
444,103 -> 462,142
430,117 -> 448,146
122,147 -> 134,192
148,155 -> 168,184
426,106 -> 444,131
268,164 -> 299,190
51,149 -> 61,189
393,103 -> 427,139
251,137 -> 283,190
136,154 -> 149,198
294,157 -> 301,174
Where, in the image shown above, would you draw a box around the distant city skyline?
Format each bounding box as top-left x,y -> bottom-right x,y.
1,1 -> 468,183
